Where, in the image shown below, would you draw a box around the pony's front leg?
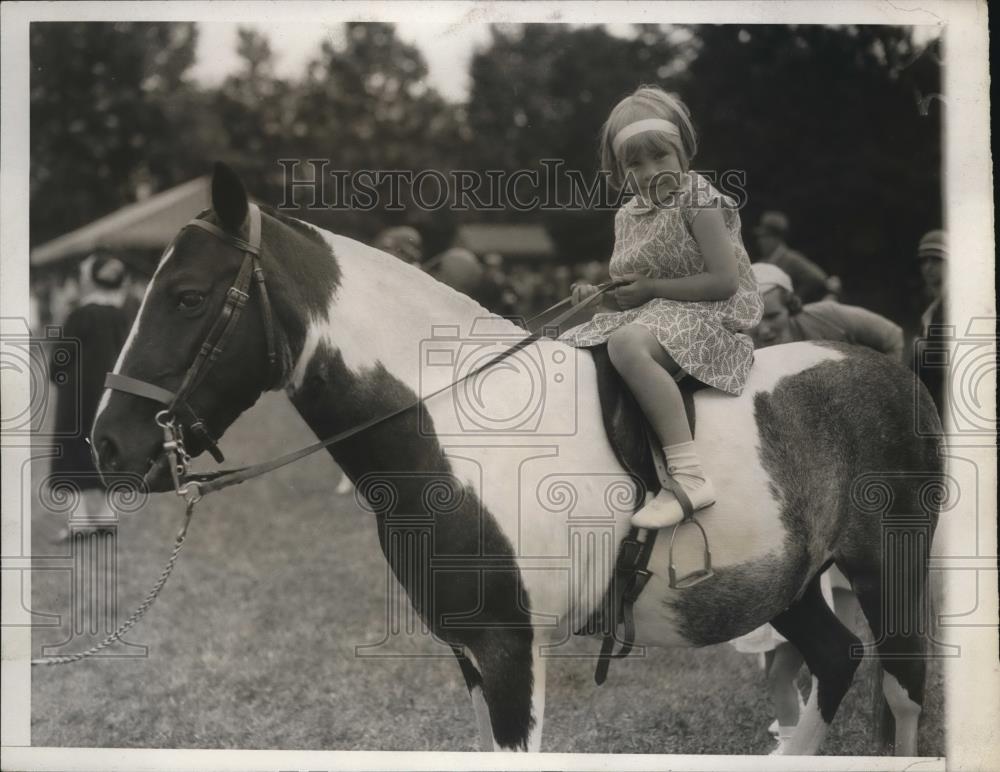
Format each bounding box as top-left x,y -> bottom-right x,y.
452,646 -> 496,750
525,642 -> 547,751
452,632 -> 546,751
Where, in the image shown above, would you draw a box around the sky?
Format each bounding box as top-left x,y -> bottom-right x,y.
191,22 -> 494,103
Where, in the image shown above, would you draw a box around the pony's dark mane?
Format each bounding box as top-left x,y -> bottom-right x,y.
260,205 -> 331,247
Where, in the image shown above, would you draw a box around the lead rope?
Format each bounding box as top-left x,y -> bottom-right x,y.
31,501 -> 196,666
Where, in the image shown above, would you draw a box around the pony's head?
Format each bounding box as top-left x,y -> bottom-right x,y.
92,163 -> 287,491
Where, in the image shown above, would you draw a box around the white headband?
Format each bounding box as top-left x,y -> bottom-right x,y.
612,118 -> 681,155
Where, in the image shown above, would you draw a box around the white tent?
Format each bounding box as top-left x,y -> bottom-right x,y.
31,176 -> 211,267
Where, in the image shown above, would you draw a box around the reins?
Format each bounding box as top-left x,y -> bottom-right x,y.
32,205 -> 623,666
188,280 -> 624,499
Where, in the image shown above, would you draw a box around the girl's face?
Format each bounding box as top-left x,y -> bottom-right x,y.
623,142 -> 684,203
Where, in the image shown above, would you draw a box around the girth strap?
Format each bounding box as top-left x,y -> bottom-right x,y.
593,421 -> 718,685
593,425 -> 666,685
594,522 -> 658,685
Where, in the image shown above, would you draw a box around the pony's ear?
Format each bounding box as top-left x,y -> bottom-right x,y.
211,162 -> 249,233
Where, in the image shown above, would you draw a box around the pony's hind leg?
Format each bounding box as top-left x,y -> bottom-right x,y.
769,574 -> 864,755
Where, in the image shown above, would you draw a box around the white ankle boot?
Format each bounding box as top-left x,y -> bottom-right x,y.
630,441 -> 716,529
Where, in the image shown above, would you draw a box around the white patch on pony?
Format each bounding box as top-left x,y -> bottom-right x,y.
883,670 -> 921,756
526,643 -> 547,752
784,675 -> 829,755
92,244 -> 176,430
288,315 -> 324,391
286,228 -> 520,391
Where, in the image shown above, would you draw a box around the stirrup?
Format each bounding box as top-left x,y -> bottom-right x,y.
644,426 -> 715,590
667,516 -> 714,589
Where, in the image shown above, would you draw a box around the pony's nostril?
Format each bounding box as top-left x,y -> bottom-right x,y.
98,437 -> 120,471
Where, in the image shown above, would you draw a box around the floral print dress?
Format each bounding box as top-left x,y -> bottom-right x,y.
559,171 -> 763,395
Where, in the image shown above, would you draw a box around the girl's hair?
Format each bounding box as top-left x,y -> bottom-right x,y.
600,86 -> 697,190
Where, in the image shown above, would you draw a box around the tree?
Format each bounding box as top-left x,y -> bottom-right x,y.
210,27 -> 302,199
277,22 -> 464,242
30,22 -> 200,245
679,24 -> 942,323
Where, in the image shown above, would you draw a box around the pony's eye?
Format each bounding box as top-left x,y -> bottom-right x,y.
177,291 -> 205,311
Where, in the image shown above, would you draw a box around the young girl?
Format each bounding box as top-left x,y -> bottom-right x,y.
560,86 -> 763,529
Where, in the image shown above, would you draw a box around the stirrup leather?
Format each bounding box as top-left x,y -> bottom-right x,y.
645,427 -> 714,589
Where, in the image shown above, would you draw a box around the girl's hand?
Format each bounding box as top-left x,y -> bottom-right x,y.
614,273 -> 654,310
571,281 -> 599,305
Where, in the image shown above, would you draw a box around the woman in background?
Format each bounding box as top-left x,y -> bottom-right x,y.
49,251 -> 136,540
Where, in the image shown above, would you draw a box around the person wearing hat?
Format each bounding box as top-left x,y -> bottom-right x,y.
753,211 -> 831,304
912,229 -> 947,416
373,225 -> 424,265
429,247 -> 485,296
48,251 -> 137,540
916,229 -> 946,335
750,263 -> 903,360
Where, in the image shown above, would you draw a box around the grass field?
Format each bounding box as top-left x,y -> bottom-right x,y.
31,392 -> 944,755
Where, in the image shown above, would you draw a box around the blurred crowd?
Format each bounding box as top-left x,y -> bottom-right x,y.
370,224 -> 580,323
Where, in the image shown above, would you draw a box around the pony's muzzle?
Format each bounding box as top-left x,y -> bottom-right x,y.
95,434 -> 120,473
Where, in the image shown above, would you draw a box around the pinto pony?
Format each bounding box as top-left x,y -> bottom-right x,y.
93,164 -> 942,755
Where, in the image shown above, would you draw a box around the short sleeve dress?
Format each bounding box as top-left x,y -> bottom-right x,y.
559,171 -> 763,396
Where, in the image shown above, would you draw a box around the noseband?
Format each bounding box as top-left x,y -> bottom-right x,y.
104,203 -> 279,464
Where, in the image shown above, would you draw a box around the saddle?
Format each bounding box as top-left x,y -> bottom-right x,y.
580,343 -> 714,685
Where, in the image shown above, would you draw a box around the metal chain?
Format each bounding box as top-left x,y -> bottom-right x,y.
31,500 -> 196,666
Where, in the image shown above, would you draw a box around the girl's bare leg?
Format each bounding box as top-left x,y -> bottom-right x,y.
606,324 -> 715,528
607,324 -> 690,445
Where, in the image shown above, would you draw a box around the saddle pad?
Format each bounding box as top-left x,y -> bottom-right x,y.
588,343 -> 703,503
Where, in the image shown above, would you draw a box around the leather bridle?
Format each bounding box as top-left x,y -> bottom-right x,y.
104,204 -> 279,466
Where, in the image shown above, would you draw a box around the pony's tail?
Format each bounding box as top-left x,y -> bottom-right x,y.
870,660 -> 895,754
